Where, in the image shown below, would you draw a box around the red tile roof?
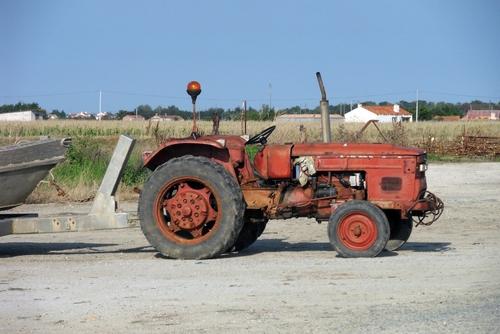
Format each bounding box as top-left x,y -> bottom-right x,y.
363,105 -> 412,116
464,110 -> 500,120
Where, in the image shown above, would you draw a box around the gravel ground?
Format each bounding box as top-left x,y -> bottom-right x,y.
0,162 -> 499,333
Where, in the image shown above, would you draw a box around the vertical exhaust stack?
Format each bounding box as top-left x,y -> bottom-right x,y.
316,72 -> 332,143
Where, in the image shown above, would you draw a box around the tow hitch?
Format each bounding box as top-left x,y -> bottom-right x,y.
410,191 -> 444,226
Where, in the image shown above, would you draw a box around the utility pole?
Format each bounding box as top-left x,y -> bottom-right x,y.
416,89 -> 419,123
241,100 -> 247,135
99,90 -> 102,114
269,83 -> 272,112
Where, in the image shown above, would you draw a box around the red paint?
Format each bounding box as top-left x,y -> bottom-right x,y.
253,145 -> 292,179
337,212 -> 378,250
144,134 -> 439,224
154,177 -> 220,244
292,142 -> 425,157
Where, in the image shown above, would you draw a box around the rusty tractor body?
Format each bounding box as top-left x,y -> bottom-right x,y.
138,75 -> 443,259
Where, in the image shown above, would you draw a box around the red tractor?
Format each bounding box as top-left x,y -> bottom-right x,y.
139,74 -> 443,259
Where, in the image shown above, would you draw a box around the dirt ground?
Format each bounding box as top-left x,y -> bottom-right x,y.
1,163 -> 499,333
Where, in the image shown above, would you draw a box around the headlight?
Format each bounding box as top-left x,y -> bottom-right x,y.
418,163 -> 428,172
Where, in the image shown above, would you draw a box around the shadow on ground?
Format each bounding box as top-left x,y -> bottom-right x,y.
0,239 -> 452,258
0,242 -> 154,257
232,239 -> 452,258
400,242 -> 452,252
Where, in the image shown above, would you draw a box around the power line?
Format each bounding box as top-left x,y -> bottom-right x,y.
420,90 -> 500,100
0,89 -> 417,102
2,89 -> 498,106
103,90 -> 186,100
0,90 -> 98,98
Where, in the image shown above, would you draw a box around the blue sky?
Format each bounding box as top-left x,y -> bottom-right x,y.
1,0 -> 499,113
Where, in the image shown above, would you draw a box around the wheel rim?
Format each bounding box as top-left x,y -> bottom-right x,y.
337,212 -> 378,250
154,177 -> 220,245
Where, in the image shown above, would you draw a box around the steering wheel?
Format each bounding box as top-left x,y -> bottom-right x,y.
246,126 -> 276,145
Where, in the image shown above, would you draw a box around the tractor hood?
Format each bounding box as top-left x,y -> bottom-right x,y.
292,143 -> 426,157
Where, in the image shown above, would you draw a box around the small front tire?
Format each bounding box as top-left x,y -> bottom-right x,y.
328,200 -> 390,258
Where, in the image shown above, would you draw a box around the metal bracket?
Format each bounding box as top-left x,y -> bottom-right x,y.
0,135 -> 136,236
356,120 -> 388,142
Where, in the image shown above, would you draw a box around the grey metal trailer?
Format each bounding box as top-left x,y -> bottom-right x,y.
0,135 -> 135,237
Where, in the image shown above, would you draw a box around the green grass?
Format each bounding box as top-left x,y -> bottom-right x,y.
52,137 -> 150,187
427,153 -> 500,163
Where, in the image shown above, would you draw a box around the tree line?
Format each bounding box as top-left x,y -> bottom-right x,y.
1,100 -> 499,121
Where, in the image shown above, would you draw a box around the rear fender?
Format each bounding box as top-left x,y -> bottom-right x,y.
143,140 -> 236,177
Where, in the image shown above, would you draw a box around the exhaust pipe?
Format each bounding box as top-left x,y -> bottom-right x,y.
316,72 -> 332,143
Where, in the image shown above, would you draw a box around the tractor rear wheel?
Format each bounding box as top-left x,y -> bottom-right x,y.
328,200 -> 390,258
385,216 -> 413,251
228,212 -> 268,252
139,156 -> 245,259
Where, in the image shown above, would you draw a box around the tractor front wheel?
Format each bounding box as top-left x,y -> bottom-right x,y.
139,156 -> 244,259
328,200 -> 390,258
385,216 -> 413,251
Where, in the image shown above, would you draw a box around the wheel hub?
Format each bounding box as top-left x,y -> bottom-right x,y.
164,183 -> 211,230
338,213 -> 378,250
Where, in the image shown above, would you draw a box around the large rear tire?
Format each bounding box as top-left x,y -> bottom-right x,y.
139,156 -> 245,259
328,200 -> 390,258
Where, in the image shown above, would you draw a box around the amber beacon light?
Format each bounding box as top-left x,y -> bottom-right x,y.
186,81 -> 202,136
187,81 -> 202,104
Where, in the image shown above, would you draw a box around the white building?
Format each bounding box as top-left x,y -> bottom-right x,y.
0,110 -> 43,121
68,111 -> 94,120
344,104 -> 412,123
96,112 -> 113,120
122,114 -> 145,121
150,114 -> 182,122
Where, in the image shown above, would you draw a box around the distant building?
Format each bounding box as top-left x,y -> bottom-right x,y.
463,110 -> 500,121
122,114 -> 145,121
96,112 -> 114,120
433,115 -> 461,122
48,114 -> 59,120
344,104 -> 412,123
68,112 -> 94,120
150,114 -> 183,122
0,110 -> 43,121
275,113 -> 344,123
